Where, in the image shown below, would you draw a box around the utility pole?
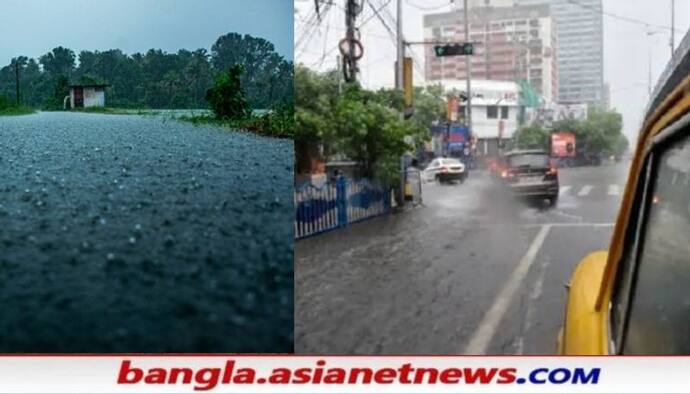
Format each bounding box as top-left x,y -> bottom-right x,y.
336,55 -> 343,94
463,0 -> 473,144
396,0 -> 404,90
14,59 -> 20,105
396,0 -> 405,208
341,0 -> 362,82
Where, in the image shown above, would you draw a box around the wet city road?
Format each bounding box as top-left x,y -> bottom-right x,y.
295,162 -> 629,354
0,112 -> 293,352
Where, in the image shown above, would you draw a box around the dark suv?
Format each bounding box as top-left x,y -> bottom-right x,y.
499,150 -> 559,205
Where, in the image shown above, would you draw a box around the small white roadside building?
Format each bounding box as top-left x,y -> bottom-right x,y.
428,79 -> 521,157
69,84 -> 108,109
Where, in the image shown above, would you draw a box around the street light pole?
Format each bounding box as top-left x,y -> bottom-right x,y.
671,0 -> 675,58
648,47 -> 652,96
647,30 -> 661,96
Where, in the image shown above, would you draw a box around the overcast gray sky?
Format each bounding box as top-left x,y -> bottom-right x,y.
0,0 -> 294,67
295,0 -> 690,145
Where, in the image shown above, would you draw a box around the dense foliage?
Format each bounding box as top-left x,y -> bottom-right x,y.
205,64 -> 251,119
0,33 -> 293,110
0,92 -> 34,115
179,105 -> 294,139
513,108 -> 629,157
295,65 -> 441,184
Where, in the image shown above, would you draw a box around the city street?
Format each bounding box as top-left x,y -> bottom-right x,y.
295,161 -> 629,354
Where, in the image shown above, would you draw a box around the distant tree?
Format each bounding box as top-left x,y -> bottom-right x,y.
184,49 -> 214,108
0,33 -> 290,111
21,59 -> 44,107
513,123 -> 549,150
9,56 -> 28,103
43,75 -> 69,110
294,65 -> 340,172
39,47 -> 75,80
205,64 -> 251,120
211,33 -> 292,108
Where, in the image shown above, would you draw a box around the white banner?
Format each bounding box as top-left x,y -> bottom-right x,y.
0,356 -> 686,393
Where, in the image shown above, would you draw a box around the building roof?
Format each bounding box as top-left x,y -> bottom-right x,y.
69,84 -> 109,88
427,79 -> 520,106
423,3 -> 551,26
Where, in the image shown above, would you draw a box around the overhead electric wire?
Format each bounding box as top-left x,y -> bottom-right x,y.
365,0 -> 397,40
564,0 -> 683,34
295,2 -> 335,58
378,1 -> 426,79
308,0 -> 393,69
404,0 -> 452,12
295,7 -> 319,49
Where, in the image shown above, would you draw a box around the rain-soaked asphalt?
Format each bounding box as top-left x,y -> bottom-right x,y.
0,112 -> 293,352
295,162 -> 629,354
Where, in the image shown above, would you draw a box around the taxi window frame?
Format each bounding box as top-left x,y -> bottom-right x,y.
609,109 -> 690,354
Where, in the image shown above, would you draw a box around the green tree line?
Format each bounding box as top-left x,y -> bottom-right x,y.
0,33 -> 293,110
295,65 -> 445,185
512,109 -> 629,157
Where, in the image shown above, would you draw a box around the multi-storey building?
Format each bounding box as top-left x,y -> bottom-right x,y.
516,0 -> 605,107
423,3 -> 558,105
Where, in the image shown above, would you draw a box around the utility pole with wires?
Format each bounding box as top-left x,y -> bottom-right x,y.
340,0 -> 364,82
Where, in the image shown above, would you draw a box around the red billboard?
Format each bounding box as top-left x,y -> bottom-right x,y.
551,132 -> 576,158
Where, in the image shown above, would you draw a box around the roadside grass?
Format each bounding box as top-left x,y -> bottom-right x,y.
68,107 -> 162,116
40,106 -> 295,139
177,107 -> 294,139
0,93 -> 36,116
0,106 -> 36,116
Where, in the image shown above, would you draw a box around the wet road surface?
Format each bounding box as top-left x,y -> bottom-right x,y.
0,112 -> 293,352
295,162 -> 629,354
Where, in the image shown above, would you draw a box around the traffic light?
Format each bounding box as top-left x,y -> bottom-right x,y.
434,43 -> 474,57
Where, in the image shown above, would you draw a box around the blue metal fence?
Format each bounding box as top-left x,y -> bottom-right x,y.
295,177 -> 390,239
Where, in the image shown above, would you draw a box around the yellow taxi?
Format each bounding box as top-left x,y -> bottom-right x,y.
558,51 -> 690,355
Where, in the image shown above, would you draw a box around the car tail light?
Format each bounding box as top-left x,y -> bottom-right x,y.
501,170 -> 514,178
548,167 -> 558,176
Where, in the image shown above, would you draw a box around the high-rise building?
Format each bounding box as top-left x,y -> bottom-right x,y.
516,0 -> 604,107
423,3 -> 558,105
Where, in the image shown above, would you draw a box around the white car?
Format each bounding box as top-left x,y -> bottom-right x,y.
423,158 -> 467,184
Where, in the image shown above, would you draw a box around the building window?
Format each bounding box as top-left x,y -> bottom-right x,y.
487,106 -> 498,119
500,106 -> 509,119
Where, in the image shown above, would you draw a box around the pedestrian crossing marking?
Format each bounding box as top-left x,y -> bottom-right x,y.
556,184 -> 622,197
578,185 -> 593,196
